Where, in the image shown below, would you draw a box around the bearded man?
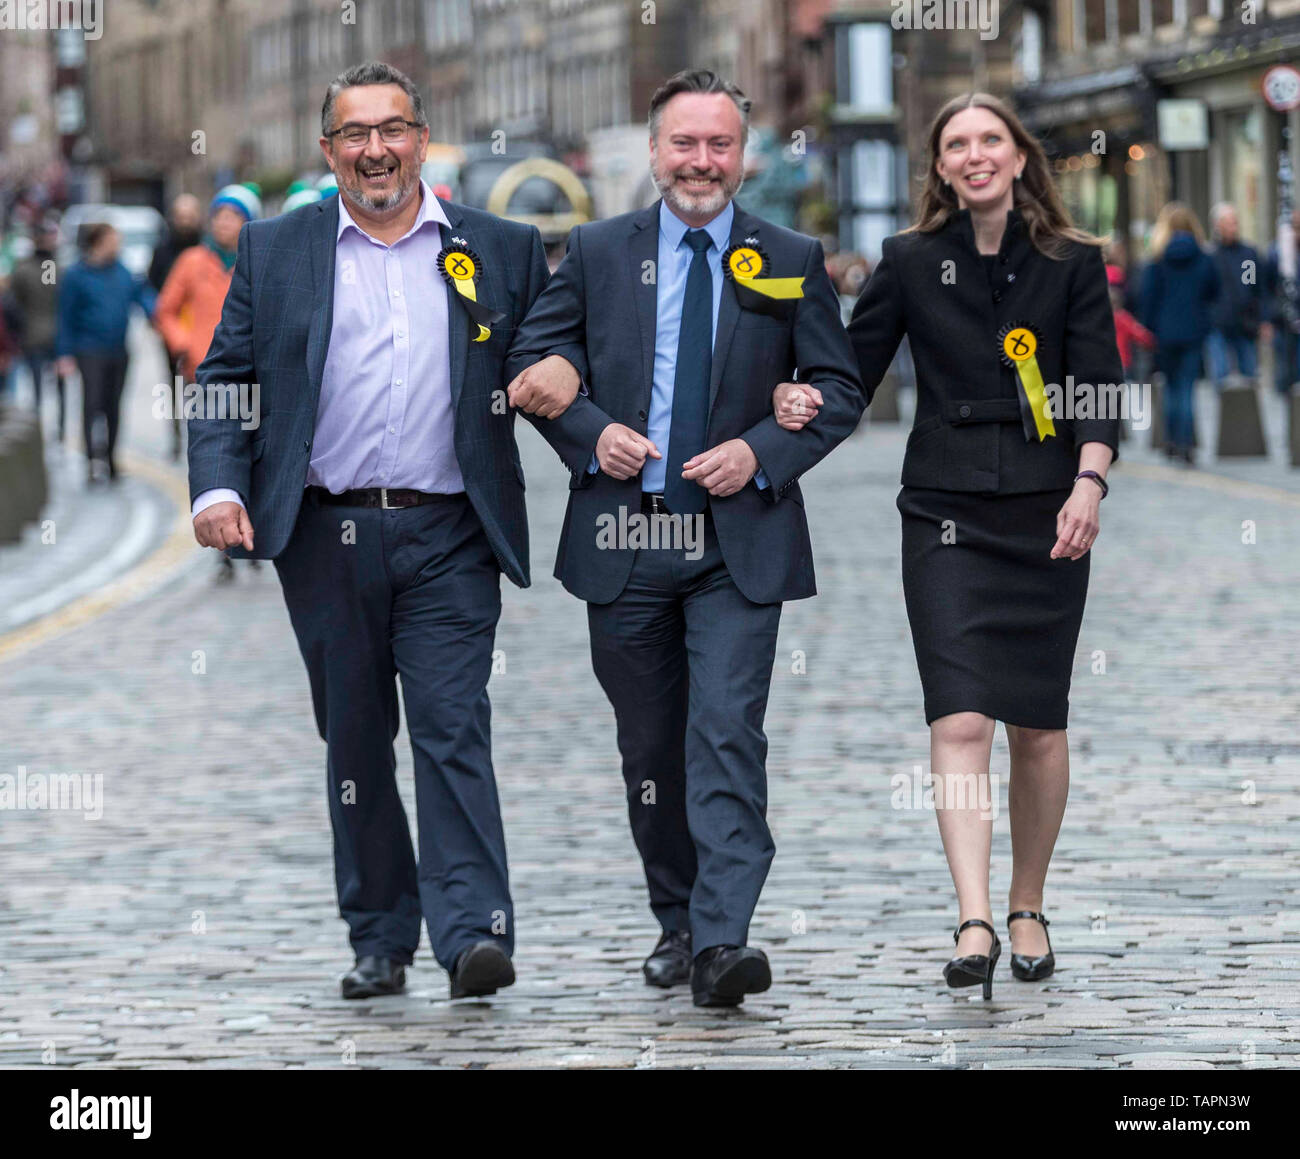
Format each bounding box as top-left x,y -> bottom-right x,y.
505,70 -> 865,1006
189,61 -> 583,1001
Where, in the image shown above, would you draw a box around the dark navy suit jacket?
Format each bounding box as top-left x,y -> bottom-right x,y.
189,194 -> 580,586
507,200 -> 866,605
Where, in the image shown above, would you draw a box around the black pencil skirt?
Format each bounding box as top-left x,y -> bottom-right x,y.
897,485 -> 1089,730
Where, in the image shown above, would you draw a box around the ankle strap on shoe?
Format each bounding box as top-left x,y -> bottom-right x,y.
953,918 -> 996,943
1007,910 -> 1049,926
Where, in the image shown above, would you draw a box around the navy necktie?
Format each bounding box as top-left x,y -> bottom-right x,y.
664,228 -> 714,516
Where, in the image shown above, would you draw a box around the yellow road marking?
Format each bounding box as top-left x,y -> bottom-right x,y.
1116,459 -> 1300,510
0,450 -> 199,665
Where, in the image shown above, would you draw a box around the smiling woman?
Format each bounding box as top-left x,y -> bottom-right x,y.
796,90 -> 1122,1002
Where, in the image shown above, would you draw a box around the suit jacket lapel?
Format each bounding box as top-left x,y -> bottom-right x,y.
439,205 -> 469,413
306,196 -> 339,410
629,202 -> 659,416
708,203 -> 749,412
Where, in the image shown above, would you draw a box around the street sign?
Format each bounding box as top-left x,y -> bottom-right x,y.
1263,65 -> 1300,113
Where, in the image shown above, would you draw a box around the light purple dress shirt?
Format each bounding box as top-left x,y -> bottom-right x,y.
192,180 -> 460,517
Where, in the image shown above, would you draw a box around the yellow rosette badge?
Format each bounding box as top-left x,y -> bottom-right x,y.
437,240 -> 505,343
722,242 -> 804,318
997,322 -> 1056,442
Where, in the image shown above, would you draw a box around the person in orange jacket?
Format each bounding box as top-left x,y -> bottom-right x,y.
155,185 -> 262,443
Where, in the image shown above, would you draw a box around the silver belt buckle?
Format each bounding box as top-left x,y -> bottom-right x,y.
380,487 -> 395,509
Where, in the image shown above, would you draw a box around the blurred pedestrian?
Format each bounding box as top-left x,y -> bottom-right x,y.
1140,203 -> 1220,465
148,193 -> 204,458
1107,263 -> 1156,379
0,278 -> 18,402
1262,206 -> 1300,394
0,273 -> 21,402
9,220 -> 68,441
155,186 -> 260,457
1206,202 -> 1263,388
147,194 -> 203,293
56,223 -> 156,484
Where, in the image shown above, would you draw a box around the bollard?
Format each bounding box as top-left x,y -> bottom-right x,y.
0,430 -> 25,544
0,410 -> 48,527
1290,387 -> 1300,468
1216,379 -> 1268,458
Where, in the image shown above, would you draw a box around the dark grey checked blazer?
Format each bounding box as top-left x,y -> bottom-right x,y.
188,194 -> 579,585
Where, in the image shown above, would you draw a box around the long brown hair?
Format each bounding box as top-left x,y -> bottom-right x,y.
907,92 -> 1104,260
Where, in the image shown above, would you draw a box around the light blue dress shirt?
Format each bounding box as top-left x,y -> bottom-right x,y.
587,198 -> 767,493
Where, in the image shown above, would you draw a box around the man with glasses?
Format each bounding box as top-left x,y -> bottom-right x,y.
188,61 -> 584,1001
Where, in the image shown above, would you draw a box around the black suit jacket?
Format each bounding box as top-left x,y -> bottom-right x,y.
849,208 -> 1122,494
189,194 -> 582,584
507,200 -> 866,605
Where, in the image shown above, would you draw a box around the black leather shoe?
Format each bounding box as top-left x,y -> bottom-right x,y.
642,930 -> 692,987
943,918 -> 1001,1000
690,945 -> 771,1008
340,955 -> 406,999
1007,910 -> 1055,981
449,939 -> 515,999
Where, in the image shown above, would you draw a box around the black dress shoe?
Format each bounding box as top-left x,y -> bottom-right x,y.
690,945 -> 771,1008
449,939 -> 515,999
642,930 -> 692,987
943,918 -> 1002,1000
340,955 -> 406,999
1007,910 -> 1055,982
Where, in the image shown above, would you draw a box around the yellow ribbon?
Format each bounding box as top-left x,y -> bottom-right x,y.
1002,328 -> 1056,441
451,277 -> 491,343
734,275 -> 805,299
726,246 -> 804,300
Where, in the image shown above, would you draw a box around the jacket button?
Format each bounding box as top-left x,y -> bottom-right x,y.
638,410 -> 647,421
1000,255 -> 1009,264
1006,272 -> 1016,283
958,405 -> 972,418
992,290 -> 1003,302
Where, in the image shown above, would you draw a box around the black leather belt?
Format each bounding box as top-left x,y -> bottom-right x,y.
309,485 -> 463,509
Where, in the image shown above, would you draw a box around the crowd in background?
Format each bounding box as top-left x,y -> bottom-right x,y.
2,184 -> 1300,483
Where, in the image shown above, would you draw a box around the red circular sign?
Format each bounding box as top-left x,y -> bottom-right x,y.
1263,65 -> 1300,112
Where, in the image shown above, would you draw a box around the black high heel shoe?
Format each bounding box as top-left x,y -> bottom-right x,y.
1007,910 -> 1055,981
943,918 -> 1001,1000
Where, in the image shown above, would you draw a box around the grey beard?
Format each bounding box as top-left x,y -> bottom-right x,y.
652,165 -> 743,220
340,169 -> 417,213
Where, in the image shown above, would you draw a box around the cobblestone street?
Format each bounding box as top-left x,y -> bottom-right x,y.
2,366 -> 1299,1069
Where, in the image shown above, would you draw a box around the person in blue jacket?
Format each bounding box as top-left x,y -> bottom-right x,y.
1140,203 -> 1220,465
56,222 -> 155,483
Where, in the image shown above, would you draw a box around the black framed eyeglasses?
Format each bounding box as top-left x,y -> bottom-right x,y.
326,119 -> 423,147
